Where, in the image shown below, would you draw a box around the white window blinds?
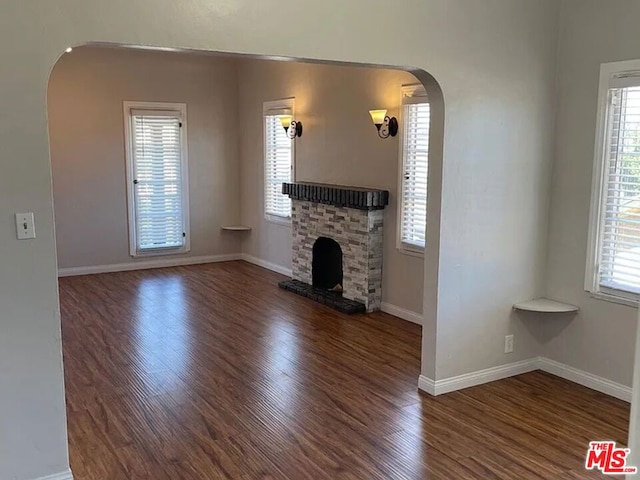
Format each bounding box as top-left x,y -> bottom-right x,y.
399,88 -> 430,251
129,108 -> 188,254
264,103 -> 293,220
597,86 -> 640,293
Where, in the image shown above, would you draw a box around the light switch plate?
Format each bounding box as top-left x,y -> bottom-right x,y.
15,213 -> 36,240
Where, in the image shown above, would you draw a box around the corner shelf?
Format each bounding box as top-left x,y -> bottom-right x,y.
221,225 -> 252,232
513,298 -> 579,313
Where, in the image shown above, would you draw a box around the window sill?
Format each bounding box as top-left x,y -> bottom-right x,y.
132,246 -> 189,258
589,290 -> 639,308
397,245 -> 424,258
265,214 -> 291,227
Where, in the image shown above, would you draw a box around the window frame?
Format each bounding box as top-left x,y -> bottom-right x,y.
123,101 -> 191,258
396,84 -> 429,257
586,59 -> 640,306
263,98 -> 296,226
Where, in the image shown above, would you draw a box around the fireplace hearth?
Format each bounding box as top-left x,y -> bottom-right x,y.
278,279 -> 366,314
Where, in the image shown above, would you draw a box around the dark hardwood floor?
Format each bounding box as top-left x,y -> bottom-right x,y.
60,261 -> 630,479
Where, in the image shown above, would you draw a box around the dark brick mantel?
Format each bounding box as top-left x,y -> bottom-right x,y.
282,182 -> 389,211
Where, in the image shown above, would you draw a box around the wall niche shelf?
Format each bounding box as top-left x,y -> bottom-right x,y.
221,225 -> 252,232
513,298 -> 579,313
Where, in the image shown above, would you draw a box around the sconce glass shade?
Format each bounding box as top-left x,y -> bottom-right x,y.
277,115 -> 294,131
369,109 -> 388,126
369,109 -> 398,139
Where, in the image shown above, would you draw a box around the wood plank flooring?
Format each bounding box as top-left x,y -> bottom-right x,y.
60,261 -> 630,479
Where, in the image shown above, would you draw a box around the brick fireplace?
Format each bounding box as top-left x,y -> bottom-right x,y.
278,182 -> 389,313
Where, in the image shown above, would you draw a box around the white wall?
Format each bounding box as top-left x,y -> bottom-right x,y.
0,1 -> 559,478
431,3 -> 560,379
543,0 -> 640,387
48,47 -> 242,269
237,59 -> 425,314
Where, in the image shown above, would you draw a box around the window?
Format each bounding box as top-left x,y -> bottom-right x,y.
264,99 -> 294,223
398,85 -> 430,254
587,61 -> 640,303
124,102 -> 190,257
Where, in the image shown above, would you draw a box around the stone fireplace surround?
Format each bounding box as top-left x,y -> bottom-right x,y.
278,182 -> 389,313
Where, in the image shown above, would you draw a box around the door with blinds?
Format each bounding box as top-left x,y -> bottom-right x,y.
124,103 -> 190,256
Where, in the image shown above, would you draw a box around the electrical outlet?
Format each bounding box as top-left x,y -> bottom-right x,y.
504,334 -> 514,354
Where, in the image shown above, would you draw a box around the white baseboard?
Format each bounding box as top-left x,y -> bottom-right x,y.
33,469 -> 73,480
240,254 -> 292,277
380,302 -> 422,325
57,254 -> 241,277
418,356 -> 632,402
419,357 -> 539,396
418,375 -> 436,395
538,357 -> 632,402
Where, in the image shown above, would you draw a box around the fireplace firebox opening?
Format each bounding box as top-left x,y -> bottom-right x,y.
312,237 -> 343,292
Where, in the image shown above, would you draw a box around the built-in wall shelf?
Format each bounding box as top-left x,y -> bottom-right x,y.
221,225 -> 252,232
513,298 -> 579,313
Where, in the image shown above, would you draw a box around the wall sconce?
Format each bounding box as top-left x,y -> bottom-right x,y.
369,109 -> 398,139
277,115 -> 303,139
